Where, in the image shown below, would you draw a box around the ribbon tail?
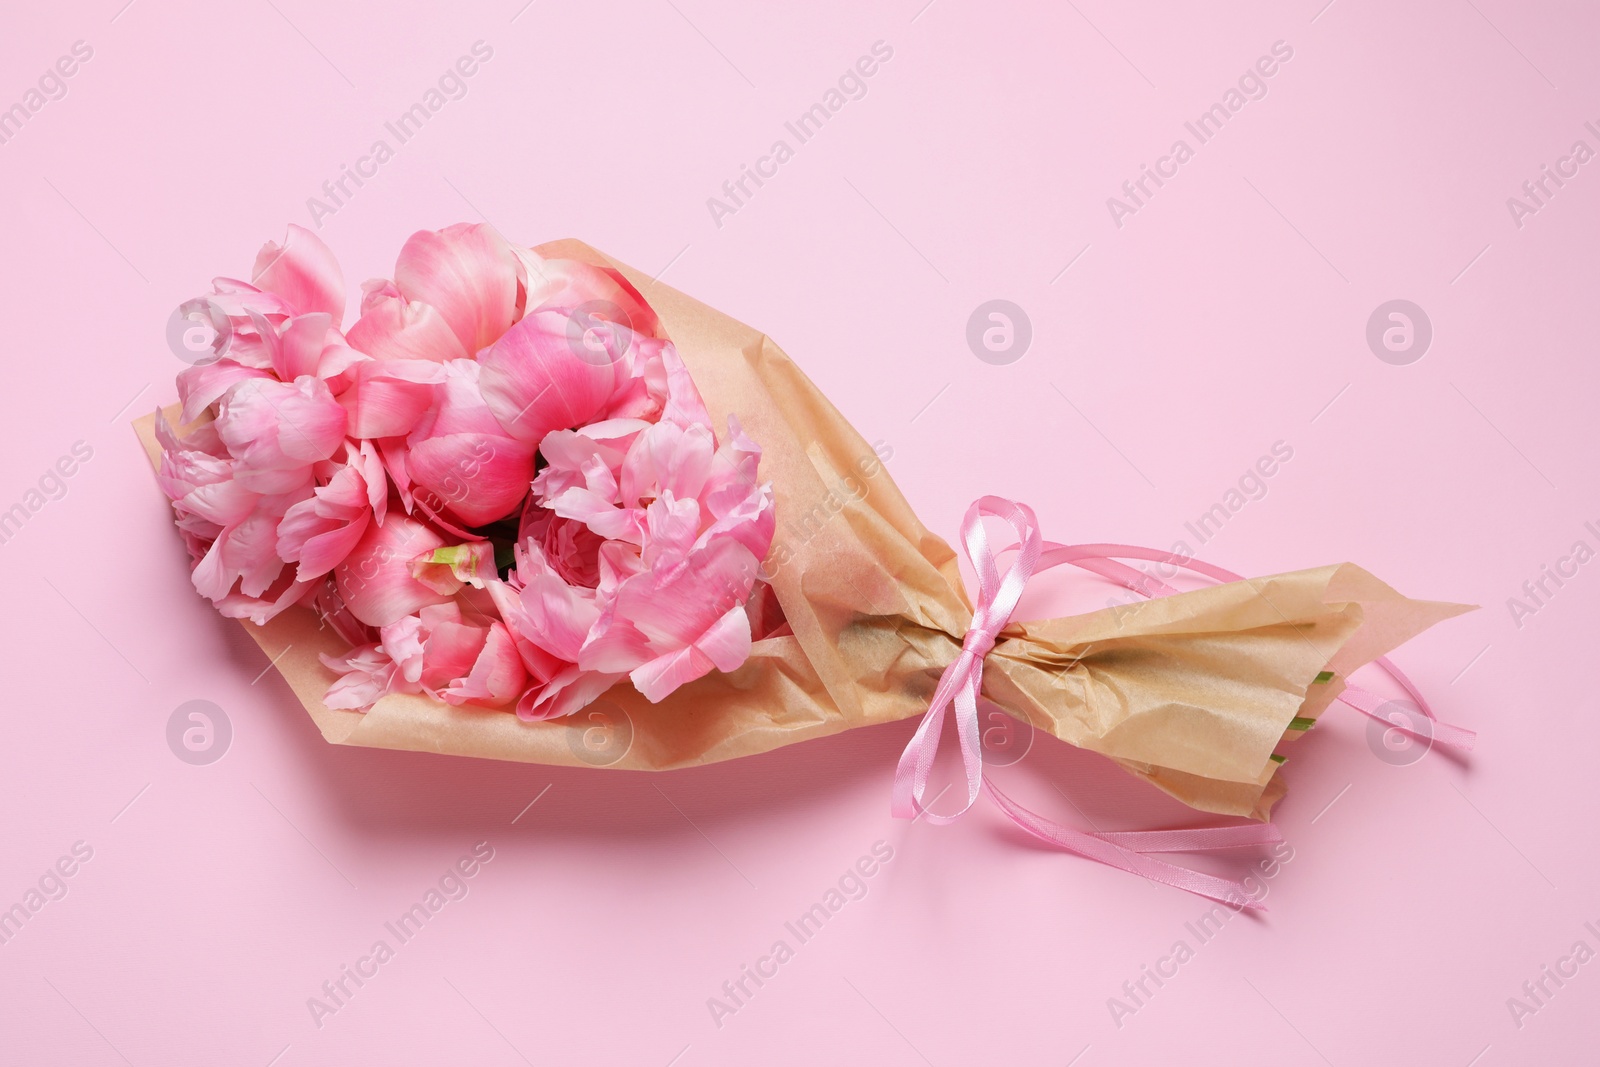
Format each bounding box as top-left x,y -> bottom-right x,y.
984,780 -> 1272,911
1338,680 -> 1477,751
1096,824 -> 1285,853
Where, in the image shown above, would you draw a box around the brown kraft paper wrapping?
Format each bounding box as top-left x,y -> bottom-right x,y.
135,239 -> 1472,821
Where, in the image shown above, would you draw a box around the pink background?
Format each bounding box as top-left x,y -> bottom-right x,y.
2,0 -> 1596,1063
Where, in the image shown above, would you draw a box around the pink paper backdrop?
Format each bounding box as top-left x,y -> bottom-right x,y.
2,1 -> 1595,1063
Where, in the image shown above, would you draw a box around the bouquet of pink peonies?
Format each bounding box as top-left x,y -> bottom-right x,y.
140,224 -> 1474,904
150,224 -> 783,722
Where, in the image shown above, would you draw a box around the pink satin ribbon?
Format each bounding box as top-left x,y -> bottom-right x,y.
891,497 -> 1475,909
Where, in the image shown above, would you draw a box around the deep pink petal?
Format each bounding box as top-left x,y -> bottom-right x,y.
407,434 -> 534,527
477,310 -> 623,446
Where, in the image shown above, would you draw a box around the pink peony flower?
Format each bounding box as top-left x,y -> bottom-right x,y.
213,376 -> 348,493
496,367 -> 777,713
155,413 -> 320,624
174,227 -> 360,423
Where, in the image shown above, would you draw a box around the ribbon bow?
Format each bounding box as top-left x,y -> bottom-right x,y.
888,495 -> 1475,910
892,496 -> 1041,825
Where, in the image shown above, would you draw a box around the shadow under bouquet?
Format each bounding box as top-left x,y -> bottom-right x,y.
139,224 -> 1473,906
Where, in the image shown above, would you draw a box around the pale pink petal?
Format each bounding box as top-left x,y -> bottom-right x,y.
215,377 -> 347,476
642,492 -> 700,571
485,580 -> 568,683
629,645 -> 713,703
275,445 -> 385,581
659,342 -> 713,426
516,665 -> 624,721
394,224 -> 518,355
211,570 -> 318,625
442,623 -> 527,707
580,538 -> 759,675
277,500 -> 369,581
340,359 -> 446,439
695,480 -> 775,563
703,416 -> 763,516
378,614 -> 428,685
321,642 -> 408,710
253,224 -> 345,319
346,279 -> 469,363
619,420 -> 714,506
625,603 -> 753,700
546,486 -> 645,543
176,360 -> 272,423
514,251 -> 662,339
511,541 -> 601,662
573,611 -> 652,674
316,342 -> 369,387
335,514 -> 454,627
274,312 -> 334,381
418,617 -> 487,690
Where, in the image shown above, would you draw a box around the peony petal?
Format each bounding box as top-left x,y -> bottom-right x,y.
340,358 -> 446,439
511,540 -> 601,662
442,623 -> 527,707
418,617 -> 488,690
515,251 -> 662,340
406,433 -> 534,527
485,580 -> 568,683
335,514 -> 454,627
516,665 -> 624,721
346,279 -> 470,363
378,614 -> 429,685
321,642 -> 407,710
176,360 -> 272,424
216,377 -> 347,473
476,310 -> 623,447
394,224 -> 518,355
275,312 -> 334,381
629,644 -> 715,703
253,224 -> 345,319
579,538 -> 759,674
